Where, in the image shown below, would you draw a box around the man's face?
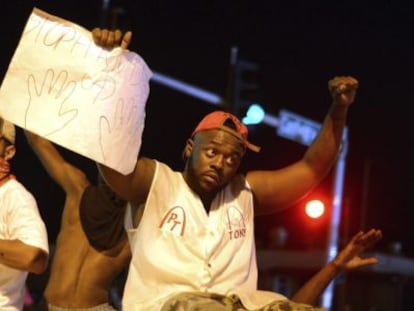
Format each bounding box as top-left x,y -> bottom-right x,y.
184,129 -> 245,195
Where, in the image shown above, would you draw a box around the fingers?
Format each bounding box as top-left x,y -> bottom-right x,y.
121,31 -> 132,49
353,228 -> 382,250
328,76 -> 359,89
100,29 -> 110,46
328,76 -> 359,95
349,230 -> 365,243
92,27 -> 103,45
114,29 -> 123,44
360,229 -> 382,243
357,257 -> 379,267
92,28 -> 132,49
364,229 -> 383,247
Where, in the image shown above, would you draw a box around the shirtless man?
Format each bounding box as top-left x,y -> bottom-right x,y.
25,130 -> 131,311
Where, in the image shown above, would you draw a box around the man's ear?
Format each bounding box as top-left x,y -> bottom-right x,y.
4,145 -> 15,161
182,138 -> 194,161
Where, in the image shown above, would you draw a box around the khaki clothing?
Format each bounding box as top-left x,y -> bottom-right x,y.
46,303 -> 117,311
161,292 -> 326,311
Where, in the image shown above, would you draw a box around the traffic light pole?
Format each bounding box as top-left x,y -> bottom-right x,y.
223,46 -> 239,113
321,128 -> 349,310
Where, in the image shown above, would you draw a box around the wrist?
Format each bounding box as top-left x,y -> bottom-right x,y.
330,259 -> 344,272
329,102 -> 349,121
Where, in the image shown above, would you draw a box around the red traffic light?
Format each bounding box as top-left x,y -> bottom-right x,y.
305,199 -> 325,219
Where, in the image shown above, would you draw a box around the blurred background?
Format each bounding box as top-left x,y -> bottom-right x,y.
2,1 -> 414,310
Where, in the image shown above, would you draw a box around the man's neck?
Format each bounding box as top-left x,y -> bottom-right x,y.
0,174 -> 11,187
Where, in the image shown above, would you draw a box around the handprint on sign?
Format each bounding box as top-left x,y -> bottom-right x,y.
25,69 -> 78,137
99,97 -> 141,166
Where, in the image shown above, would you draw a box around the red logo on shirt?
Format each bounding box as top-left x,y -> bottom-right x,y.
159,206 -> 186,236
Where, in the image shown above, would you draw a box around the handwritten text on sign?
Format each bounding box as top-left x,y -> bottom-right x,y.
0,7 -> 152,174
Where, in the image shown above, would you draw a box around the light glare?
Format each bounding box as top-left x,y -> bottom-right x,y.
305,199 -> 325,219
242,103 -> 265,125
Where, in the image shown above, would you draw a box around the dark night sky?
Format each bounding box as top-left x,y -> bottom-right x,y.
2,1 -> 414,257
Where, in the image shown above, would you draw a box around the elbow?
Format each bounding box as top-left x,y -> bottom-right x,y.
303,149 -> 339,176
26,248 -> 49,274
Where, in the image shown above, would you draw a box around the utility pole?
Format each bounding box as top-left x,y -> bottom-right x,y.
100,0 -> 111,28
223,46 -> 239,113
224,46 -> 260,118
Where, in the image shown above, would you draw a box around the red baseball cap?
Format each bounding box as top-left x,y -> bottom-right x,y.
191,110 -> 261,152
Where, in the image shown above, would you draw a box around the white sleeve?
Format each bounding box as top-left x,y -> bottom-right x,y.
7,185 -> 49,254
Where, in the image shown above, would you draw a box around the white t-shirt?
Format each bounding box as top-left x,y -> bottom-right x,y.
0,179 -> 49,311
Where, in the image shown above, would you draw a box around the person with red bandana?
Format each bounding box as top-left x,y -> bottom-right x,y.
0,117 -> 49,311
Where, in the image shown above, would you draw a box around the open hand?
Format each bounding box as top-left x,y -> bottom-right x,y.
333,228 -> 382,271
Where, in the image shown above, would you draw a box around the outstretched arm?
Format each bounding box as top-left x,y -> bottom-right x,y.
291,228 -> 382,306
0,239 -> 48,274
247,76 -> 359,215
24,130 -> 88,194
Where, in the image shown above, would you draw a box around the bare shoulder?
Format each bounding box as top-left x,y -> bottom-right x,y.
124,157 -> 157,205
136,157 -> 157,178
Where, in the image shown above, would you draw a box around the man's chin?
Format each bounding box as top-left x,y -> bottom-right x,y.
200,180 -> 223,194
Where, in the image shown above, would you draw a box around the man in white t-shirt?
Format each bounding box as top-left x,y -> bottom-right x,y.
0,117 -> 49,311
